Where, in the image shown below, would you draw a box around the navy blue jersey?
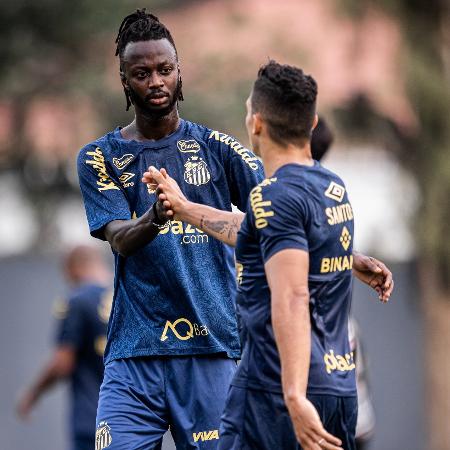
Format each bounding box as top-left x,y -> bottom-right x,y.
77,120 -> 264,363
55,283 -> 111,438
233,162 -> 356,396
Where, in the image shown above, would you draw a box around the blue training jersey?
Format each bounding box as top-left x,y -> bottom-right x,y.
77,119 -> 264,363
55,283 -> 112,438
232,162 -> 356,397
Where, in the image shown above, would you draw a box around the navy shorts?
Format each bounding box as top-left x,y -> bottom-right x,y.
95,355 -> 236,450
219,386 -> 357,450
73,435 -> 95,450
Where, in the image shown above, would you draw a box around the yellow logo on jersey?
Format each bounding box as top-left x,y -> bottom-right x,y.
325,203 -> 353,226
250,185 -> 274,229
193,430 -> 219,442
209,130 -> 260,170
236,263 -> 244,285
339,226 -> 352,251
86,147 -> 120,192
320,255 -> 353,273
324,350 -> 355,374
160,318 -> 209,342
325,181 -> 345,203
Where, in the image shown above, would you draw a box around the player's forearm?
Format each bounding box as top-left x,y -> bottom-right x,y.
105,207 -> 163,257
25,360 -> 70,405
176,201 -> 244,247
272,287 -> 311,402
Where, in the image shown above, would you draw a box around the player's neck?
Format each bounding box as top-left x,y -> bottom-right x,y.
122,108 -> 180,142
261,141 -> 314,177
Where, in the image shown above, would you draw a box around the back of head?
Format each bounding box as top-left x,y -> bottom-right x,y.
64,245 -> 105,284
251,60 -> 318,147
311,117 -> 334,161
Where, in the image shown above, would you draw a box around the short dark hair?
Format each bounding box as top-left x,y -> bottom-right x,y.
311,117 -> 334,161
251,61 -> 317,147
115,9 -> 183,110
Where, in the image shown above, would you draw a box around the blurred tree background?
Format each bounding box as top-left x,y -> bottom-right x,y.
0,0 -> 449,448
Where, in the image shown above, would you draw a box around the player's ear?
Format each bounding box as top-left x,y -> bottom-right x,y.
120,66 -> 129,90
312,114 -> 319,131
252,113 -> 263,136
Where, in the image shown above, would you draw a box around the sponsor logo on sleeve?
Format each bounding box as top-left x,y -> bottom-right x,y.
209,130 -> 260,170
177,139 -> 201,153
324,181 -> 346,203
112,154 -> 134,170
85,148 -> 120,192
249,179 -> 277,229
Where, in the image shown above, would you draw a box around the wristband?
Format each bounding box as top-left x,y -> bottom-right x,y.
151,201 -> 169,229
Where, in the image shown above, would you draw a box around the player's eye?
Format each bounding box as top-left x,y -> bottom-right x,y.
135,71 -> 148,79
160,66 -> 173,75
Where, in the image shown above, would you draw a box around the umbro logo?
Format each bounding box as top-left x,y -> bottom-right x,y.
119,172 -> 135,188
325,181 -> 345,203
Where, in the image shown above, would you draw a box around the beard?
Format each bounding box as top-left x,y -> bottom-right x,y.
128,79 -> 182,120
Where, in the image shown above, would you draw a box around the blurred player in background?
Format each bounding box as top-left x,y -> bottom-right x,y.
77,9 -> 263,449
149,61 -> 393,450
17,245 -> 112,450
312,118 -> 376,450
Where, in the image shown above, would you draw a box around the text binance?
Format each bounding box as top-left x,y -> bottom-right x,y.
320,255 -> 353,273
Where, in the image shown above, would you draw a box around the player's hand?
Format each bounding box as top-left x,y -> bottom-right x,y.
16,391 -> 35,421
352,252 -> 394,303
143,167 -> 188,220
286,396 -> 343,450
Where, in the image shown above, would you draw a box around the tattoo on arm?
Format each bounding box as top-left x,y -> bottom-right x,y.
200,215 -> 240,239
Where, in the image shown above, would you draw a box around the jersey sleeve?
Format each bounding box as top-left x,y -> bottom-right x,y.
250,181 -> 309,263
207,130 -> 264,211
77,144 -> 131,240
55,297 -> 85,349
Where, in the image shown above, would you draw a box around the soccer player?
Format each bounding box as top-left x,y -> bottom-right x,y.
76,9 -> 264,449
17,245 -> 112,450
148,61 -> 394,449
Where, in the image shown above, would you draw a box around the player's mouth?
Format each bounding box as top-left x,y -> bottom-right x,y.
146,92 -> 169,105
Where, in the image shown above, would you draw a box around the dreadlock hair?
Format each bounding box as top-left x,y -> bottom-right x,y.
115,8 -> 183,110
311,117 -> 334,161
251,60 -> 317,147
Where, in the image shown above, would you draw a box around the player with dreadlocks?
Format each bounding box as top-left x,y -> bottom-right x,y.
77,9 -> 265,450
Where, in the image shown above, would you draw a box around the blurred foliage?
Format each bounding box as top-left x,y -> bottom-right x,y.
337,0 -> 450,291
